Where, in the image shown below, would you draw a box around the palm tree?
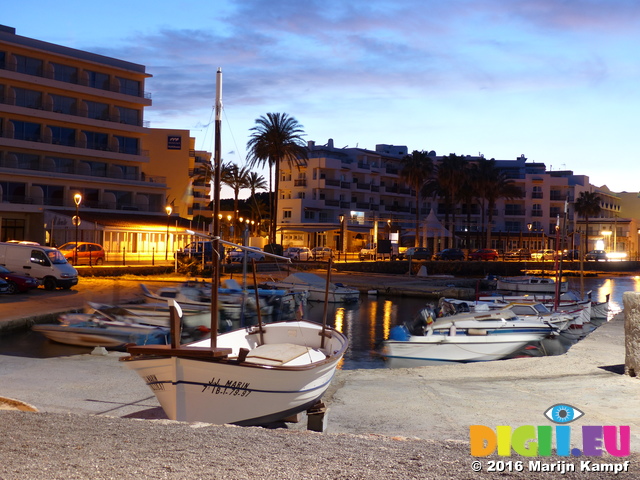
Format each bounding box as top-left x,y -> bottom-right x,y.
221,162 -> 250,243
246,171 -> 268,235
400,150 -> 434,247
429,154 -> 467,248
573,191 -> 602,253
246,113 -> 308,245
473,158 -> 523,248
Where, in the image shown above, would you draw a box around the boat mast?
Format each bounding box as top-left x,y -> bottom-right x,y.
210,67 -> 223,349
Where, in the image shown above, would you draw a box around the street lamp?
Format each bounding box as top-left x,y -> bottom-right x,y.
73,193 -> 82,264
339,214 -> 345,261
527,223 -> 532,250
165,205 -> 172,260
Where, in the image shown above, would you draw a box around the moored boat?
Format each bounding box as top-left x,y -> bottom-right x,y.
263,272 -> 359,303
121,69 -> 348,427
383,305 -> 559,367
32,317 -> 170,349
496,275 -> 568,294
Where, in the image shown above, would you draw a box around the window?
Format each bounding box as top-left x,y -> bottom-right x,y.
283,210 -> 292,219
30,250 -> 50,266
117,77 -> 140,96
304,210 -> 315,219
86,70 -> 110,90
51,63 -> 78,83
51,94 -> 76,115
532,186 -> 543,199
14,87 -> 42,109
86,101 -> 109,120
49,126 -> 76,146
14,54 -> 43,76
11,120 -> 41,142
83,130 -> 109,150
1,218 -> 25,242
116,106 -> 140,126
114,135 -> 139,155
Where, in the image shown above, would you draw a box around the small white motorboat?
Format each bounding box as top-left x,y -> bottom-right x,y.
383,305 -> 559,367
32,316 -> 170,349
496,275 -> 568,294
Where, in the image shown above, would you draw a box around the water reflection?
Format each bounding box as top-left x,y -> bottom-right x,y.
1,275 -> 637,369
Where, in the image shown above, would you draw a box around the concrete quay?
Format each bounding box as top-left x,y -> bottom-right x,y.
2,272 -> 640,478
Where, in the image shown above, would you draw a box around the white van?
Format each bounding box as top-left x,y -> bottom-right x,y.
0,242 -> 78,290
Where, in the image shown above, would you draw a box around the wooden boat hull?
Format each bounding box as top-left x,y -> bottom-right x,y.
123,321 -> 348,425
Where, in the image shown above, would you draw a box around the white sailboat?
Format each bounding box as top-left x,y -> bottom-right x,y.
122,68 -> 348,426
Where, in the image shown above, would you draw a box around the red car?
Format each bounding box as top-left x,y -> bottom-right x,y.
0,265 -> 40,293
468,248 -> 500,261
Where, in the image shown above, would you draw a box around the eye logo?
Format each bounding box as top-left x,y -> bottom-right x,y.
544,404 -> 584,424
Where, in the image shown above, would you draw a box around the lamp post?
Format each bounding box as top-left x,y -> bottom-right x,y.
73,193 -> 82,264
227,214 -> 233,242
165,205 -> 172,260
339,214 -> 345,262
527,223 -> 532,250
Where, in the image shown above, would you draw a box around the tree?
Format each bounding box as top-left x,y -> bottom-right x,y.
472,158 -> 523,248
221,162 -> 250,243
573,191 -> 602,253
428,154 -> 467,248
400,150 -> 434,247
246,171 -> 268,236
246,113 -> 308,245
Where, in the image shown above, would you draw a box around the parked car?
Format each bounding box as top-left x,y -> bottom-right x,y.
359,244 -> 377,261
433,248 -> 465,261
531,249 -> 556,261
283,247 -> 313,261
563,249 -> 581,261
468,248 -> 499,261
404,247 -> 432,261
0,278 -> 9,294
58,242 -> 105,265
311,246 -> 333,261
585,250 -> 608,261
175,241 -> 215,263
0,265 -> 40,293
504,248 -> 531,261
227,246 -> 265,263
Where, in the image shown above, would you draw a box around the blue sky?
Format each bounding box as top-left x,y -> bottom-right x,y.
6,0 -> 640,193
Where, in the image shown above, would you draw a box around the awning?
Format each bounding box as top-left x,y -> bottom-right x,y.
277,226 -> 334,233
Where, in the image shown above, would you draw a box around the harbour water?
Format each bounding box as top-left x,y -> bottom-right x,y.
0,275 -> 637,369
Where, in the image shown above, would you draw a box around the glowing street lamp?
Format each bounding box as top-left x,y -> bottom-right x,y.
73,193 -> 82,264
165,205 -> 172,260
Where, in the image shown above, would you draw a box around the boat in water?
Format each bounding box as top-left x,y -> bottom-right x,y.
263,272 -> 359,303
383,303 -> 560,367
121,69 -> 348,426
32,315 -> 170,349
496,275 -> 568,294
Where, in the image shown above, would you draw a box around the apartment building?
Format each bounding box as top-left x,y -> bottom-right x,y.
0,25 -> 204,259
278,138 -> 637,256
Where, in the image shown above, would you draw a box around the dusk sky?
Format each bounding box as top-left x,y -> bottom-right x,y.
6,0 -> 640,194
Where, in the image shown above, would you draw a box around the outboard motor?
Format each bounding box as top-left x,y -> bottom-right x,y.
404,306 -> 436,336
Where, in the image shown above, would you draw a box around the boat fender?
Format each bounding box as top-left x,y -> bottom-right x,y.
389,325 -> 410,341
448,325 -> 457,336
467,328 -> 487,336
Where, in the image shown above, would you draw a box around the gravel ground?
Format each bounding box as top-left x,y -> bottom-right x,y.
1,412 -> 638,480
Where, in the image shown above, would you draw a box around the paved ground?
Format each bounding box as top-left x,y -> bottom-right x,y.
1,273 -> 640,478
